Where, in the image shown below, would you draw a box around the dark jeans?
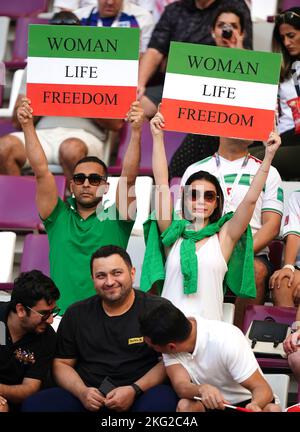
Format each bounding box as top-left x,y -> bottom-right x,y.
21,385 -> 178,412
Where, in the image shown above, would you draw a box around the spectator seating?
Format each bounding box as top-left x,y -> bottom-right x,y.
5,17 -> 49,70
0,17 -> 10,62
242,305 -> 297,370
265,373 -> 290,410
0,175 -> 66,231
0,233 -> 49,292
104,176 -> 153,236
0,68 -> 25,136
222,303 -> 235,324
0,0 -> 49,19
20,233 -> 49,276
126,235 -> 145,288
0,231 -> 16,282
0,68 -> 24,118
281,0 -> 300,9
108,122 -> 186,176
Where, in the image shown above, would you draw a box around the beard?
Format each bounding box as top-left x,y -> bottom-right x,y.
76,195 -> 102,208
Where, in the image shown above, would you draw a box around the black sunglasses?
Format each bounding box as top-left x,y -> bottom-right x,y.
26,306 -> 61,321
190,190 -> 219,202
275,11 -> 300,24
73,173 -> 107,186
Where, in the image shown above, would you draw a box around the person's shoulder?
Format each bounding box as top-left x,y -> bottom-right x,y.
134,289 -> 171,307
64,295 -> 99,316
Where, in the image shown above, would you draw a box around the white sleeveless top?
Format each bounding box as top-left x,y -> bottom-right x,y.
162,234 -> 228,320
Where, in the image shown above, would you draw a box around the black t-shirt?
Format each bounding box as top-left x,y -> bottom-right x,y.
0,302 -> 57,385
56,290 -> 169,387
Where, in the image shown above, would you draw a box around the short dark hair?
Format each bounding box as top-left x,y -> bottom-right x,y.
212,6 -> 245,33
74,156 -> 108,178
139,302 -> 192,345
9,270 -> 60,312
49,11 -> 81,26
182,170 -> 224,223
90,245 -> 132,275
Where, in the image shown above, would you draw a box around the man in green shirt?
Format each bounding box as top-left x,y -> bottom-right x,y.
17,98 -> 144,313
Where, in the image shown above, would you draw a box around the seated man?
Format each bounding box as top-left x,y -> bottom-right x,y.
22,246 -> 178,412
16,98 -> 144,314
139,302 -> 281,412
0,10 -> 129,183
270,191 -> 300,307
0,270 -> 60,412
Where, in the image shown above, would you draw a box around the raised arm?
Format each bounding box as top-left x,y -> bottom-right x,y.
137,48 -> 164,100
219,131 -> 281,261
150,111 -> 173,233
116,101 -> 144,221
17,98 -> 58,220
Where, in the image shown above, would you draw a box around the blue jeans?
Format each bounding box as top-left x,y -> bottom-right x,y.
22,385 -> 178,412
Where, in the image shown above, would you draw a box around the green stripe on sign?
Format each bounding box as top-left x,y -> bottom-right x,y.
277,187 -> 284,202
28,25 -> 140,60
166,42 -> 281,85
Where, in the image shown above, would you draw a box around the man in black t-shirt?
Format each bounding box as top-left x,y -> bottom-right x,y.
22,245 -> 178,412
0,270 -> 60,412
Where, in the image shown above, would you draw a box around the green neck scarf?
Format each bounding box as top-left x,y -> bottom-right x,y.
161,213 -> 255,298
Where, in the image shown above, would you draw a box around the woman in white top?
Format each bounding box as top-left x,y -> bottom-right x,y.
150,111 -> 281,320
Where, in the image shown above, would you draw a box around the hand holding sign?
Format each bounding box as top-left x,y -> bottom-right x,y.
17,98 -> 34,127
150,111 -> 165,137
126,101 -> 145,130
264,130 -> 281,162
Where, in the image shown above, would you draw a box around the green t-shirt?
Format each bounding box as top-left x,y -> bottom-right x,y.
43,197 -> 134,314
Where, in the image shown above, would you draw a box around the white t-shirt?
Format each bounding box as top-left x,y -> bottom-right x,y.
176,154 -> 283,256
162,234 -> 227,320
283,190 -> 300,268
278,61 -> 300,135
53,0 -> 96,10
75,0 -> 154,52
163,315 -> 259,404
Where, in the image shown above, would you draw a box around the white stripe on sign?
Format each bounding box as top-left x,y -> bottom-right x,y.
27,57 -> 138,86
162,73 -> 278,111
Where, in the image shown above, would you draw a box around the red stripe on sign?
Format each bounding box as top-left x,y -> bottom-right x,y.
160,98 -> 274,141
27,83 -> 137,118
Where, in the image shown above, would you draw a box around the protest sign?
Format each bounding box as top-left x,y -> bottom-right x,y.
161,42 -> 281,140
27,25 -> 139,118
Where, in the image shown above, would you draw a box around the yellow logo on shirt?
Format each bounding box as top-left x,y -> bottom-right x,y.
128,337 -> 144,345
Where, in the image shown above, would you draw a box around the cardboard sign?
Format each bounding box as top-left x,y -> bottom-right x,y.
161,42 -> 281,140
27,25 -> 140,118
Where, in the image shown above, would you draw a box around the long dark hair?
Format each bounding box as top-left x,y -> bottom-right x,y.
272,7 -> 300,81
182,170 -> 224,223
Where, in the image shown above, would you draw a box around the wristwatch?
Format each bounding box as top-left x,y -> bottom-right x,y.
131,383 -> 143,398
